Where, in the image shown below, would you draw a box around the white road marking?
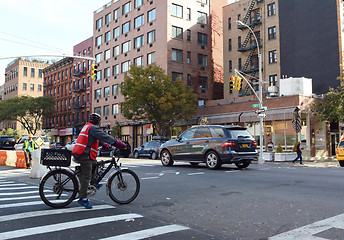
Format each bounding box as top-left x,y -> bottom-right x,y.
0,205 -> 115,222
141,177 -> 160,180
0,181 -> 16,185
269,213 -> 344,240
0,213 -> 143,240
187,172 -> 205,176
0,191 -> 39,196
0,200 -> 45,209
225,170 -> 241,173
0,186 -> 38,190
99,224 -> 190,240
0,194 -> 57,202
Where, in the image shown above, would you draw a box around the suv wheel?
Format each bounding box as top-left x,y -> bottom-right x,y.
151,151 -> 158,160
205,151 -> 221,170
339,161 -> 344,167
134,151 -> 139,159
161,150 -> 174,166
235,162 -> 250,169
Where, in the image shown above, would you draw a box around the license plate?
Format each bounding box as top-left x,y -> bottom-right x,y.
5,142 -> 9,145
242,144 -> 248,148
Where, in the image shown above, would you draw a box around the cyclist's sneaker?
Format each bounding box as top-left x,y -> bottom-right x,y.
95,183 -> 103,189
77,198 -> 92,209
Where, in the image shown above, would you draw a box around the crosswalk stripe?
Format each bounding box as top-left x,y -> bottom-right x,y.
99,224 -> 190,240
0,183 -> 27,187
0,200 -> 45,209
0,191 -> 39,196
0,213 -> 143,240
0,205 -> 115,222
0,194 -> 56,202
0,186 -> 38,190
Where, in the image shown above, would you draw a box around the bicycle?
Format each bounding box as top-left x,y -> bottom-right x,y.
39,148 -> 140,208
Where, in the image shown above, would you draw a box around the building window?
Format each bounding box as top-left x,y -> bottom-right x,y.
229,60 -> 232,72
148,9 -> 156,22
186,8 -> 191,20
147,52 -> 155,64
238,58 -> 242,70
113,45 -> 120,57
122,61 -> 131,73
198,54 -> 207,66
197,32 -> 207,45
114,8 -> 120,20
172,26 -> 183,40
122,2 -> 131,15
186,30 -> 191,41
105,31 -> 111,42
187,74 -> 191,86
113,26 -> 120,38
95,53 -> 102,63
135,0 -> 144,8
104,86 -> 110,98
104,49 -> 111,60
198,99 -> 205,107
147,30 -> 155,43
269,50 -> 277,63
269,74 -> 278,86
30,83 -> 34,91
122,41 -> 131,53
96,70 -> 102,80
112,104 -> 119,114
268,3 -> 276,16
31,68 -> 35,77
228,17 -> 231,30
199,76 -> 208,89
134,15 -> 144,28
268,26 -> 276,40
23,67 -> 27,77
94,107 -> 101,116
38,84 -> 42,91
228,39 -> 232,51
23,83 -> 27,90
172,4 -> 183,18
237,14 -> 241,21
96,18 -> 103,29
104,67 -> 111,78
187,51 -> 191,64
95,89 -> 102,99
38,69 -> 43,78
134,56 -> 143,66
112,84 -> 119,95
113,64 -> 119,75
105,13 -> 111,24
134,35 -> 144,49
238,36 -> 241,49
172,72 -> 183,82
197,11 -> 207,24
172,48 -> 183,62
122,21 -> 131,34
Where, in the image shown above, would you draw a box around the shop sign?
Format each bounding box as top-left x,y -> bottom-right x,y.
146,124 -> 152,135
59,129 -> 66,136
65,128 -> 73,135
51,129 -> 58,135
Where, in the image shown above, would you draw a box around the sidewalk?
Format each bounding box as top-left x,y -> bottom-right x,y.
260,158 -> 340,168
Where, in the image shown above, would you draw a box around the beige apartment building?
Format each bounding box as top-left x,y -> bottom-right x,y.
2,59 -> 50,133
92,0 -> 227,148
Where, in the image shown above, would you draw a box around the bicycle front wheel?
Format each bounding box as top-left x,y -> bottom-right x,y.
39,169 -> 79,208
108,169 -> 140,204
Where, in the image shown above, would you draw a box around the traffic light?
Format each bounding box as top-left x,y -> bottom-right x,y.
91,64 -> 98,80
230,76 -> 236,90
236,77 -> 242,90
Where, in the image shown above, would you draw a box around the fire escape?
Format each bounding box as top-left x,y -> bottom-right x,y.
237,0 -> 262,96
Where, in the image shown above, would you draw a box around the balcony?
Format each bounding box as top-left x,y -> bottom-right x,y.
72,102 -> 86,110
72,85 -> 86,93
72,121 -> 85,127
73,70 -> 86,77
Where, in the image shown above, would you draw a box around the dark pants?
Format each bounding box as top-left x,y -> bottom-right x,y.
293,152 -> 303,164
24,151 -> 32,168
74,154 -> 93,199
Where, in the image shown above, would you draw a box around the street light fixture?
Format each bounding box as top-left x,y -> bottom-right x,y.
237,20 -> 264,164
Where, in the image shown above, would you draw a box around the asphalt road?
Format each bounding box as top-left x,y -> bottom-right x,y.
1,158 -> 343,240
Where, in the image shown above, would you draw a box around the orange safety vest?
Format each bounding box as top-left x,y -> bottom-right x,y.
72,122 -> 99,160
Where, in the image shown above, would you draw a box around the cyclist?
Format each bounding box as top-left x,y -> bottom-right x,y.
72,113 -> 126,209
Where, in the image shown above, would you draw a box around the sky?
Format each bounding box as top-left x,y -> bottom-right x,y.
0,0 -> 110,85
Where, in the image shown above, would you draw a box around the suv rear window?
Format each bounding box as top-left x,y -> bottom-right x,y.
0,136 -> 14,141
225,129 -> 253,139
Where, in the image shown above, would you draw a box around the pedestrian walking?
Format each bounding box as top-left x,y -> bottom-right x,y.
292,142 -> 303,164
23,134 -> 36,169
72,113 -> 126,209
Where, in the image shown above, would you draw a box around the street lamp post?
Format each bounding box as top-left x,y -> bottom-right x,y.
237,20 -> 264,164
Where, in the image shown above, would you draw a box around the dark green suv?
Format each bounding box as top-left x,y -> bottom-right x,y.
159,125 -> 258,169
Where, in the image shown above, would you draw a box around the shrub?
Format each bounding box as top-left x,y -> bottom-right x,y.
276,143 -> 283,153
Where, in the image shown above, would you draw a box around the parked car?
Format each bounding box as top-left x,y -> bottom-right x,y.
15,135 -> 50,150
336,138 -> 344,167
119,141 -> 131,158
0,136 -> 16,150
133,136 -> 169,160
50,142 -> 64,149
159,125 -> 258,170
98,141 -> 131,158
64,139 -> 77,151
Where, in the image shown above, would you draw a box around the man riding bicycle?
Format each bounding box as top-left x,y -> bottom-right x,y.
72,113 -> 126,209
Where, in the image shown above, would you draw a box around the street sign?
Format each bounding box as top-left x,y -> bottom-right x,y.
253,104 -> 259,108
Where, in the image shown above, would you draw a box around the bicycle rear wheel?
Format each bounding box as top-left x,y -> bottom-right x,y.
39,169 -> 79,208
108,169 -> 140,204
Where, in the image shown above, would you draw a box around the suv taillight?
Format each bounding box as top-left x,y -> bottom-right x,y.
252,141 -> 257,147
221,141 -> 237,147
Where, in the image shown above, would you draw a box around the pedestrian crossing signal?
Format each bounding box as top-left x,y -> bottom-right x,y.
91,64 -> 98,80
